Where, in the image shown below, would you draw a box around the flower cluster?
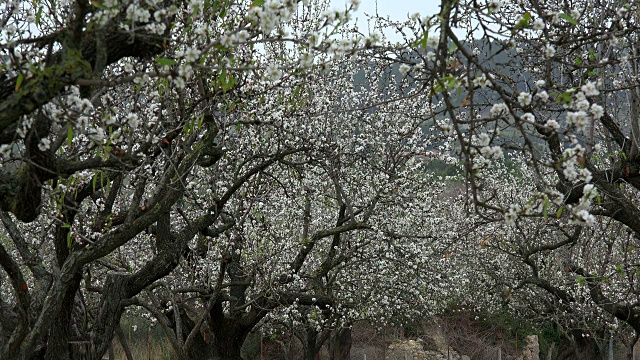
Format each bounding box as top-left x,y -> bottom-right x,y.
561,145 -> 591,183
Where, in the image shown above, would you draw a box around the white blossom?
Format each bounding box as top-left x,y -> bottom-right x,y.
518,92 -> 532,106
0,144 -> 11,158
575,99 -> 590,111
480,145 -> 503,159
504,204 -> 520,226
532,18 -> 544,30
536,90 -> 549,102
236,30 -> 250,43
544,119 -> 560,131
487,0 -> 502,12
38,138 -> 51,151
126,113 -> 140,129
491,103 -> 509,117
299,52 -> 314,67
566,111 -> 589,133
521,113 -> 535,122
88,127 -> 106,142
590,104 -> 604,119
427,36 -> 439,48
184,47 -> 200,62
544,45 -> 556,58
574,209 -> 596,226
174,77 -> 186,89
264,63 -> 282,81
581,81 -> 600,96
609,36 -> 619,46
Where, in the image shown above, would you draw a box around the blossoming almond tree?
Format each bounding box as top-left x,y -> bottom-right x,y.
407,0 -> 640,353
435,158 -> 640,358
111,43 -> 452,360
0,0 -> 419,358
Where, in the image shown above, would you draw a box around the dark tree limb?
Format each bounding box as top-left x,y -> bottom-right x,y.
0,211 -> 50,280
601,112 -> 632,155
568,265 -> 640,333
0,30 -> 165,132
0,241 -> 31,359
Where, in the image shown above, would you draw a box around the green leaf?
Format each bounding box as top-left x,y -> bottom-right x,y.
67,232 -> 73,249
251,0 -> 264,6
556,206 -> 563,218
92,172 -> 98,192
292,85 -> 302,98
35,6 -> 43,26
556,91 -> 573,104
560,13 -> 578,25
217,69 -> 235,92
514,12 -> 531,29
542,198 -> 550,220
15,73 -> 24,91
67,126 -> 73,148
219,6 -> 227,18
412,31 -> 429,49
155,57 -> 177,66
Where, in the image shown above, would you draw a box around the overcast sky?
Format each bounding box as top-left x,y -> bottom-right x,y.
330,0 -> 442,41
353,0 -> 440,20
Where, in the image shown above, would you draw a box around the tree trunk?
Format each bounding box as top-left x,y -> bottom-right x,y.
546,342 -> 555,360
328,327 -> 351,360
90,272 -> 129,360
556,330 -> 602,360
44,272 -> 82,360
168,306 -> 216,360
302,329 -> 320,360
115,326 -> 134,360
209,300 -> 251,360
211,322 -> 249,360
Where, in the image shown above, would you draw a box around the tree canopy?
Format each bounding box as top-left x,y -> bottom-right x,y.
2,0 -> 640,359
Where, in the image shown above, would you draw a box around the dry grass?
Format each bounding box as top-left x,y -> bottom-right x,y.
109,327 -> 176,360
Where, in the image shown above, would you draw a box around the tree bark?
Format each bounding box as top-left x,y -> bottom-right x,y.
115,326 -> 134,360
0,25 -> 166,223
302,329 -> 320,360
328,327 -> 351,360
556,330 -> 602,360
209,300 -> 250,360
45,272 -> 82,360
91,272 -> 130,360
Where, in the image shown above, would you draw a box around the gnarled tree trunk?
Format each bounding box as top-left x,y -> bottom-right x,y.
329,327 -> 351,360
